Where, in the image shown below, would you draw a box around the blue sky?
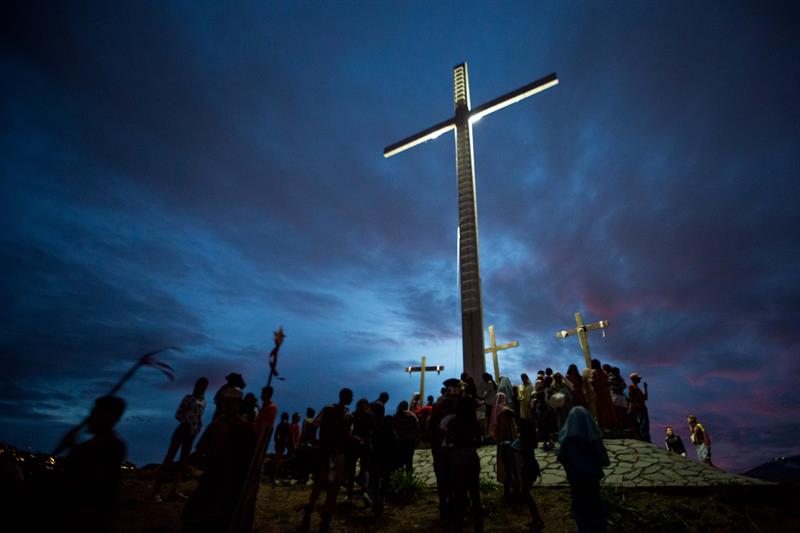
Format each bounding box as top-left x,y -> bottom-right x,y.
2,1 -> 799,472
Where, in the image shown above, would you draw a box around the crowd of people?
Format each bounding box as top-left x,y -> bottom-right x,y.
45,360 -> 718,532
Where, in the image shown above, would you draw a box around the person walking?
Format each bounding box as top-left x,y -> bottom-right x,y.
687,415 -> 714,466
557,406 -> 610,533
299,388 -> 353,533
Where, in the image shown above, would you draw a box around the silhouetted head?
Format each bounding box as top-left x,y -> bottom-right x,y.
218,386 -> 243,417
193,377 -> 209,397
630,372 -> 642,384
687,415 -> 697,424
545,368 -> 553,376
460,372 -> 469,381
553,372 -> 564,384
225,373 -> 246,389
521,373 -> 530,384
611,367 -> 622,378
356,398 -> 370,413
292,412 -> 301,423
339,388 -> 353,405
591,359 -> 601,371
427,395 -> 434,405
665,426 -> 674,436
378,392 -> 389,404
243,392 -> 257,406
261,386 -> 273,403
87,396 -> 126,434
306,407 -> 315,418
567,364 -> 579,378
280,412 -> 289,421
602,363 -> 612,373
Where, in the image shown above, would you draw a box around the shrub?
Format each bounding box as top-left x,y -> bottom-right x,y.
386,470 -> 426,504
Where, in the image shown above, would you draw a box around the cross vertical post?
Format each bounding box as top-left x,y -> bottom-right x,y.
453,63 -> 486,383
484,324 -> 519,382
555,312 -> 609,369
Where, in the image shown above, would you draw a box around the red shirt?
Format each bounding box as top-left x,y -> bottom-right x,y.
255,402 -> 277,436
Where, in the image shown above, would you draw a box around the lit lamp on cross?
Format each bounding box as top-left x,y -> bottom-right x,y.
555,312 -> 609,369
404,355 -> 444,403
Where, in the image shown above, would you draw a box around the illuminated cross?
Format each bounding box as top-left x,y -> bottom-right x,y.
404,355 -> 444,403
555,312 -> 609,369
483,324 -> 519,382
385,63 -> 558,382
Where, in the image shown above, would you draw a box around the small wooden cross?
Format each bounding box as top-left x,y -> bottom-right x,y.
555,312 -> 609,369
405,355 -> 444,403
483,324 -> 519,382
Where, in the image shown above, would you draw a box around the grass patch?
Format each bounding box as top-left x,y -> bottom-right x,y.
385,470 -> 426,504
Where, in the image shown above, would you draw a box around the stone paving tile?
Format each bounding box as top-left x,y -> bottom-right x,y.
412,438 -> 770,488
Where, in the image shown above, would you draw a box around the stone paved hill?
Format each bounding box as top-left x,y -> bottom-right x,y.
412,438 -> 770,488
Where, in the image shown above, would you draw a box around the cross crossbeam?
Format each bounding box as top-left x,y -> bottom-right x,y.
384,64 -> 558,383
483,324 -> 519,382
404,355 -> 444,402
555,312 -> 609,369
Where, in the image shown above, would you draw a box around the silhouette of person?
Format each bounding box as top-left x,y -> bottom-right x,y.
153,377 -> 208,502
212,373 -> 246,421
516,419 -> 544,532
627,372 -> 650,442
61,395 -> 127,532
557,406 -> 610,533
300,388 -> 353,533
446,396 -> 484,533
393,400 -> 419,473
182,385 -> 256,532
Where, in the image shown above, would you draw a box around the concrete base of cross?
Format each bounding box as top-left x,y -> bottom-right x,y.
410,439 -> 769,488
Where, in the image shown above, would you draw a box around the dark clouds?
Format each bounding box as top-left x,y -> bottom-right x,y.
1,1 -> 799,472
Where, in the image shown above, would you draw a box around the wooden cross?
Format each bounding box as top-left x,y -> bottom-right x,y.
404,355 -> 444,403
483,324 -> 519,382
385,64 -> 558,384
555,312 -> 609,369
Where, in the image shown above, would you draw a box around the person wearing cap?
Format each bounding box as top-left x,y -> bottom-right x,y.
627,372 -> 650,443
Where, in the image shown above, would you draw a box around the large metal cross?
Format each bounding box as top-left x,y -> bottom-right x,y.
555,312 -> 609,369
404,355 -> 444,404
384,63 -> 558,381
483,324 -> 519,382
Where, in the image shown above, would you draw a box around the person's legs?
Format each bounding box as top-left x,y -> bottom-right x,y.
570,479 -> 606,533
153,424 -> 184,498
524,489 -> 544,531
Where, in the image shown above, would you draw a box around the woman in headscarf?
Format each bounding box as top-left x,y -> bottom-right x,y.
548,373 -> 574,431
497,376 -> 514,405
590,359 -> 617,429
581,368 -> 597,420
557,406 -> 610,533
566,364 -> 587,408
518,374 -> 534,422
490,392 -> 520,500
